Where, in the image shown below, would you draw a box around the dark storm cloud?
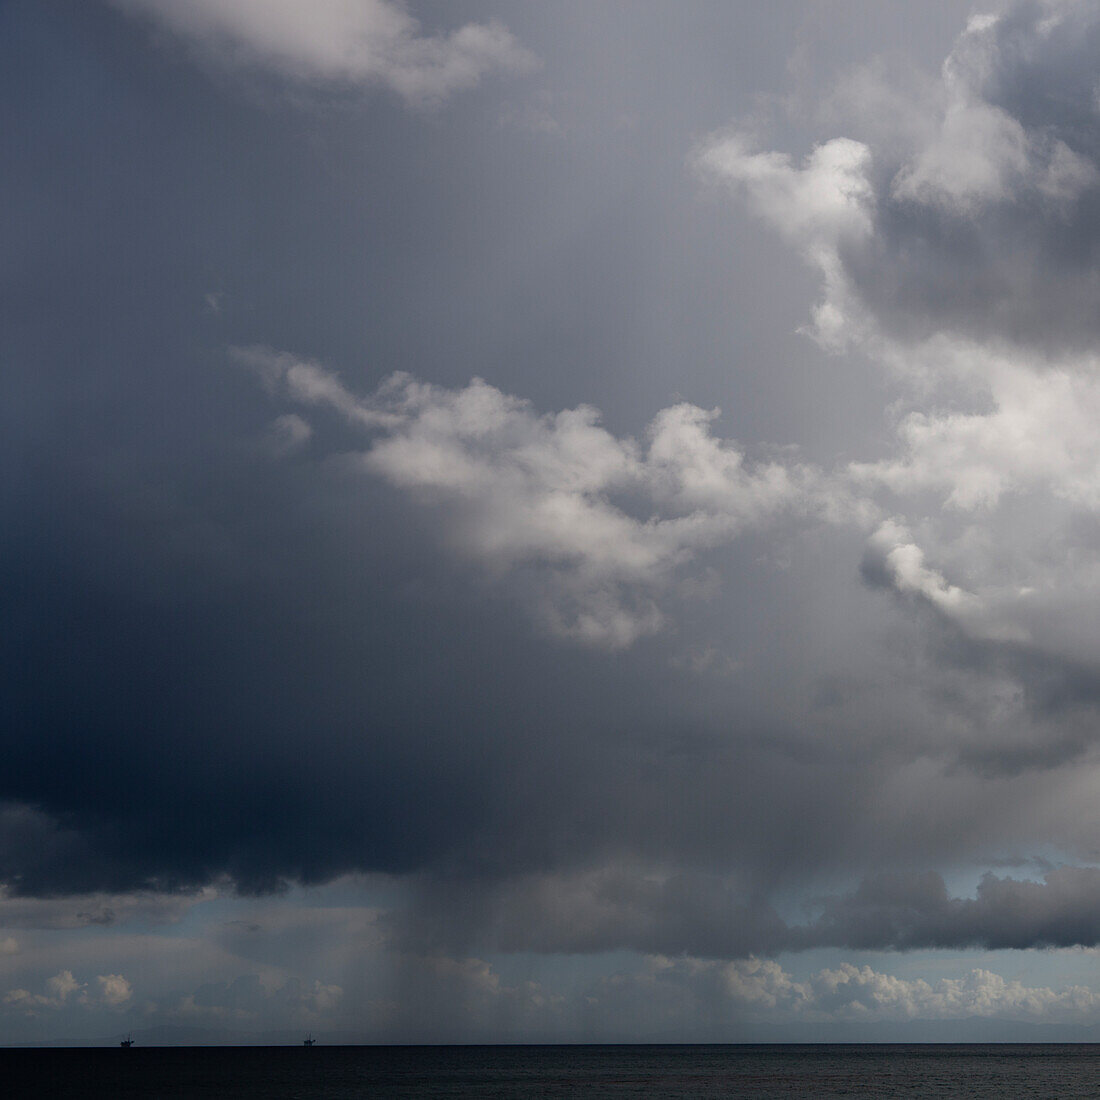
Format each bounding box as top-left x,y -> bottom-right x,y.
0,0 -> 890,902
0,1 -> 541,895
12,0 -> 1100,1012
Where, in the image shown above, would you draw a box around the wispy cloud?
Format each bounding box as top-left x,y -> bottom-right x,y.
114,0 -> 536,107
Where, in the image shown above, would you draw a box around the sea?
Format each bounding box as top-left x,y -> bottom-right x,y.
6,1043 -> 1100,1098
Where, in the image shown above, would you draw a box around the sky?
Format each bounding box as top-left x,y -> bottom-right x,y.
8,0 -> 1100,1044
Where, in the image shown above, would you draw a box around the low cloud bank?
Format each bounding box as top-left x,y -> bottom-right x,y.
396,866 -> 1100,958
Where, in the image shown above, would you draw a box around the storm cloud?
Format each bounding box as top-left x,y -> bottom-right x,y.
9,0 -> 1100,1043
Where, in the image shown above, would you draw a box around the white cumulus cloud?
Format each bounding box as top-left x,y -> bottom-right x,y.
242,347 -> 851,648
698,0 -> 1100,711
593,955 -> 1100,1025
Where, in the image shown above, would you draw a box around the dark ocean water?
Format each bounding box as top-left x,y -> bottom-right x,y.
8,1043 -> 1100,1099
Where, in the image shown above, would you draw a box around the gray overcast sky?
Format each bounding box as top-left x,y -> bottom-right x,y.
8,0 -> 1100,1043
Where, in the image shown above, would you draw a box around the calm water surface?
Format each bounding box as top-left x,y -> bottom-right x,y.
7,1043 -> 1100,1098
